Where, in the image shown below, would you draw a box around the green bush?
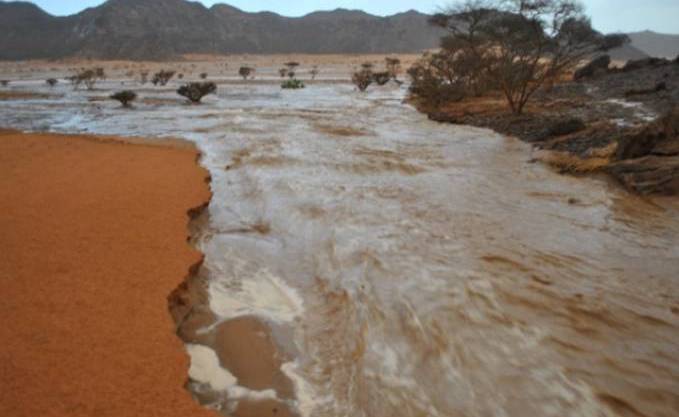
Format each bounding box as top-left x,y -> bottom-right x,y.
281,79 -> 305,89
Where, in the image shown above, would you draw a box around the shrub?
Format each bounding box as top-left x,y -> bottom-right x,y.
200,72 -> 208,80
0,80 -> 8,87
177,82 -> 217,103
279,68 -> 288,78
408,58 -> 466,107
140,71 -> 149,84
151,70 -> 175,86
46,78 -> 58,87
239,66 -> 254,80
385,57 -> 401,80
110,90 -> 137,108
352,68 -> 373,92
372,71 -> 391,86
69,68 -> 106,90
281,79 -> 305,89
310,66 -> 320,80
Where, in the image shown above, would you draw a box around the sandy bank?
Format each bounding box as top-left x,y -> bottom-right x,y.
0,131 -> 216,417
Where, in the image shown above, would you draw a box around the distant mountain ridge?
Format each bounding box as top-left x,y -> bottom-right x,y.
0,0 -> 443,60
0,0 -> 676,61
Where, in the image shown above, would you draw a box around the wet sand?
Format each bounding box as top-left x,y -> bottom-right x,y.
0,131 -> 215,417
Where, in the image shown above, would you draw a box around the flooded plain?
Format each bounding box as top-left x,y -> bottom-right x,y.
1,74 -> 678,417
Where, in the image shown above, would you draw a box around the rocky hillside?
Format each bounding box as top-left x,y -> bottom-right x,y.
628,31 -> 679,59
0,0 -> 443,60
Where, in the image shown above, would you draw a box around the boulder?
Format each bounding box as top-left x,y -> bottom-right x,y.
608,155 -> 679,194
574,55 -> 611,81
546,117 -> 587,137
622,57 -> 671,72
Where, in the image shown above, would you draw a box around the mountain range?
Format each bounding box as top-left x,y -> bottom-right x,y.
1,0 -> 677,61
0,0 -> 442,60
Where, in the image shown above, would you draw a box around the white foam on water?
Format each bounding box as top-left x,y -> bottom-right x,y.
282,361 -> 328,417
208,257 -> 305,323
186,344 -> 279,401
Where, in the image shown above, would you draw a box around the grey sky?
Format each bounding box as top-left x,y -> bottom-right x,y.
24,0 -> 679,34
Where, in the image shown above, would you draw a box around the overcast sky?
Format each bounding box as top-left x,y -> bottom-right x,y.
24,0 -> 679,34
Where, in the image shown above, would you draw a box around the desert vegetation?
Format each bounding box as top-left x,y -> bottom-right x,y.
310,66 -> 320,80
69,68 -> 106,90
110,90 -> 137,108
152,70 -> 176,86
239,66 -> 254,80
385,57 -> 401,80
177,82 -> 217,103
281,62 -> 305,89
352,63 -> 374,92
410,0 -> 628,114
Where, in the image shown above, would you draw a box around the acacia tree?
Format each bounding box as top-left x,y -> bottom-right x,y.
284,62 -> 300,79
177,82 -> 217,104
430,0 -> 628,114
110,90 -> 137,108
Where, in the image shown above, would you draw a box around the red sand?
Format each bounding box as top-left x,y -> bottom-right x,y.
0,131 -> 216,417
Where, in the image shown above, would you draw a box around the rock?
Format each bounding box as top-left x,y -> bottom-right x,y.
546,118 -> 587,137
624,81 -> 668,97
428,112 -> 463,124
622,57 -> 671,72
574,55 -> 611,81
608,155 -> 679,194
615,107 -> 678,160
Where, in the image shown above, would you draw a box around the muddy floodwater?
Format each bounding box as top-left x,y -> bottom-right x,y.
1,77 -> 678,417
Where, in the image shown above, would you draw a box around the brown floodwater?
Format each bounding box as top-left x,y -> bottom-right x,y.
1,77 -> 678,417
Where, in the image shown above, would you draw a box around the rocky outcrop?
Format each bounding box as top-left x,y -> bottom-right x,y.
607,107 -> 679,194
574,55 -> 611,80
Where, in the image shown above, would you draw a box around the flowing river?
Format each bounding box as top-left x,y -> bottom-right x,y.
1,77 -> 678,417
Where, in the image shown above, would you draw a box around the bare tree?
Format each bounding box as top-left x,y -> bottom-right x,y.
310,65 -> 320,80
151,70 -> 175,86
177,82 -> 217,104
429,0 -> 628,114
70,68 -> 106,90
140,71 -> 149,85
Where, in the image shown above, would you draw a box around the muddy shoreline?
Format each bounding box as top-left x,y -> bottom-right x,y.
418,57 -> 679,195
0,130 -> 216,417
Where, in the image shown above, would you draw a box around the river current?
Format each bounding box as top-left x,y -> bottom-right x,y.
1,78 -> 678,417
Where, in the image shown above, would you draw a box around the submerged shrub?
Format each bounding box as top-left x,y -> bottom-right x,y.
281,79 -> 305,89
239,66 -> 254,80
69,68 -> 105,90
352,68 -> 373,92
372,71 -> 391,86
151,70 -> 175,86
177,82 -> 217,103
110,90 -> 137,108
